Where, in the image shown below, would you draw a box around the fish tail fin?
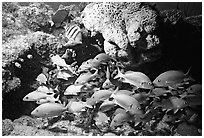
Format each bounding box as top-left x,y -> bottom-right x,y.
114,67 -> 124,79
110,86 -> 119,98
185,66 -> 192,76
184,66 -> 196,82
82,102 -> 93,108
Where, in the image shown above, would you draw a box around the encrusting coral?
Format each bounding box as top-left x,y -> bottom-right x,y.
81,2 -> 160,66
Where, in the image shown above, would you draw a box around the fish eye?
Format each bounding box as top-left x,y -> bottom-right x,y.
148,82 -> 152,85
36,109 -> 39,112
158,80 -> 161,82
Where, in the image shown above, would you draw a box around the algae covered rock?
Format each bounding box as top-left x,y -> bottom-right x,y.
81,2 -> 161,67
2,119 -> 14,136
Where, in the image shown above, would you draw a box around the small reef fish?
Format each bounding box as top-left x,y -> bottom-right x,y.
50,54 -> 75,74
27,54 -> 33,59
14,62 -> 21,68
67,100 -> 92,114
110,112 -> 132,128
74,69 -> 98,85
89,89 -> 113,105
153,68 -> 194,89
94,112 -> 110,125
150,87 -> 172,97
57,69 -> 73,80
36,95 -> 60,104
23,90 -> 55,102
36,73 -> 47,85
52,9 -> 68,27
183,94 -> 202,107
154,96 -> 188,111
114,68 -> 153,89
37,85 -> 53,93
131,92 -> 150,103
102,66 -> 115,89
64,84 -> 83,96
93,53 -> 114,63
111,92 -> 143,115
64,24 -> 82,46
86,59 -> 103,69
186,84 -> 202,96
31,102 -> 68,118
99,99 -> 116,112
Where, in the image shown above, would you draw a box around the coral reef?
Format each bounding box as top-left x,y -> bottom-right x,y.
81,2 -> 160,67
2,2 -> 202,136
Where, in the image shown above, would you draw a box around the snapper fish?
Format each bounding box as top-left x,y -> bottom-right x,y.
110,112 -> 132,128
94,112 -> 110,125
50,54 -> 75,75
186,84 -> 202,96
74,69 -> 98,85
99,99 -> 116,112
67,100 -> 92,114
153,68 -> 194,89
52,9 -> 68,27
31,102 -> 68,118
64,84 -> 83,96
64,24 -> 82,47
93,53 -> 115,64
183,94 -> 202,107
36,73 -> 47,85
114,67 -> 154,89
89,89 -> 113,105
111,92 -> 143,115
36,95 -> 60,104
23,90 -> 56,102
102,66 -> 115,89
37,85 -> 53,93
150,87 -> 172,97
57,69 -> 74,80
154,96 -> 188,112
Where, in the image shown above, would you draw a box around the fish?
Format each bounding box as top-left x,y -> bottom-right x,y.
154,96 -> 188,111
131,92 -> 150,103
37,85 -> 53,93
102,66 -> 115,89
57,69 -> 73,80
14,62 -> 21,68
99,99 -> 116,112
36,95 -> 60,104
110,112 -> 132,128
67,100 -> 92,114
93,53 -> 114,63
64,84 -> 83,96
31,102 -> 68,118
111,92 -> 143,115
115,89 -> 134,96
89,89 -> 113,105
27,54 -> 33,59
114,67 -> 153,89
186,84 -> 202,96
94,112 -> 110,125
52,9 -> 68,28
23,90 -> 55,102
153,68 -> 194,89
36,73 -> 47,85
74,69 -> 98,85
183,94 -> 202,107
50,54 -> 75,74
150,87 -> 172,97
86,59 -> 102,69
64,24 -> 82,46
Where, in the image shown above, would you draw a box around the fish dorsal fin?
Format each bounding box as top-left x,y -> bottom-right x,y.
114,67 -> 124,79
184,66 -> 192,76
106,66 -> 110,79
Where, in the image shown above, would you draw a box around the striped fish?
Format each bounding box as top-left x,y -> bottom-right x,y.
64,24 -> 82,46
